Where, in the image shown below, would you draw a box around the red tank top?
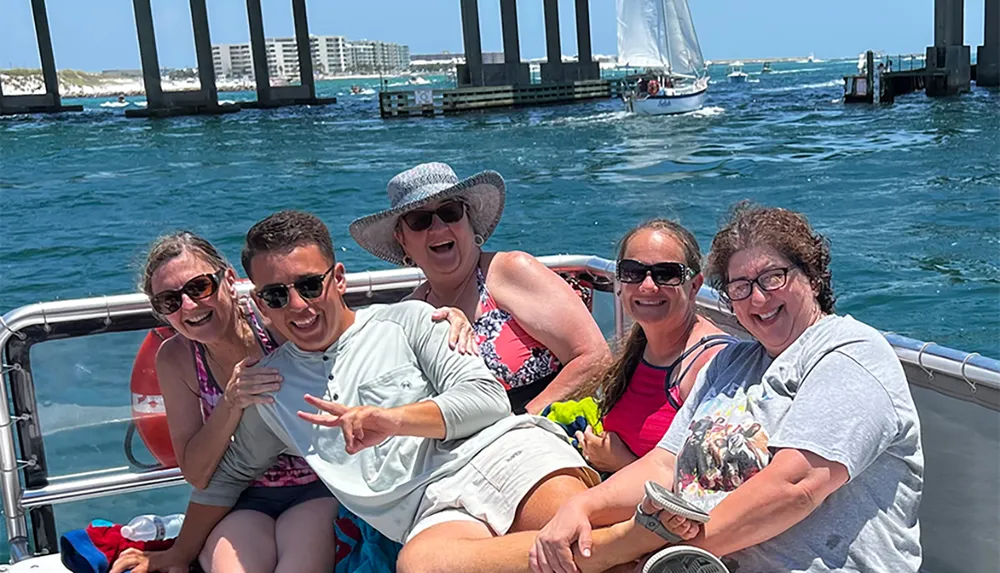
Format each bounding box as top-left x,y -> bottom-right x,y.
603,335 -> 738,457
603,361 -> 684,457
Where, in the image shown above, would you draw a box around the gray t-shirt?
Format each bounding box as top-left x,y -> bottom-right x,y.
659,314 -> 923,573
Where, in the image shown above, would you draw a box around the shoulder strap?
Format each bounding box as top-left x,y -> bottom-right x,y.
664,334 -> 740,409
190,340 -> 224,395
244,299 -> 278,354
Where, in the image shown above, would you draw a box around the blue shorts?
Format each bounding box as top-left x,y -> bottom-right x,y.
231,480 -> 333,519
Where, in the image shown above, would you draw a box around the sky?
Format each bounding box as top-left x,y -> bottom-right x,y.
0,0 -> 989,71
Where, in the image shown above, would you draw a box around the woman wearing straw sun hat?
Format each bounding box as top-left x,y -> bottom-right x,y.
350,162 -> 610,415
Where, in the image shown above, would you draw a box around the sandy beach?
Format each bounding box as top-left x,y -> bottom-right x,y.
1,71 -> 257,98
0,69 -> 424,99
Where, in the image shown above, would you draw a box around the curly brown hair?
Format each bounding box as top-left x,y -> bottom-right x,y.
577,218 -> 703,416
706,201 -> 836,314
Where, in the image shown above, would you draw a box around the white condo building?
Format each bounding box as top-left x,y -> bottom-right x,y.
212,35 -> 409,80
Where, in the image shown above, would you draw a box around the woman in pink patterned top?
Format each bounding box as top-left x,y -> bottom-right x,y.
577,220 -> 737,474
141,232 -> 336,573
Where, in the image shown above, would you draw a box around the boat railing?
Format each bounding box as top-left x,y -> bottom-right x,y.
2,254 -> 997,562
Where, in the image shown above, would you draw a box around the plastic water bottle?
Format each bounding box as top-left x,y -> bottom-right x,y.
120,514 -> 185,541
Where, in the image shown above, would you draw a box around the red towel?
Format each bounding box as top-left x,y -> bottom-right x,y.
86,524 -> 176,564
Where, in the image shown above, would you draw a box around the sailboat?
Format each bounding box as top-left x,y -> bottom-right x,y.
617,0 -> 709,115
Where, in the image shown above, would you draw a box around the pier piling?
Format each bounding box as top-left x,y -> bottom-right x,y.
126,0 -> 238,118
925,0 -> 971,96
540,0 -> 564,83
0,0 -> 82,116
239,0 -> 336,109
977,0 -> 999,86
500,0 -> 530,86
457,0 -> 485,86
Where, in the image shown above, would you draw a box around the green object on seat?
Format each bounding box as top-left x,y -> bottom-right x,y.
540,396 -> 603,449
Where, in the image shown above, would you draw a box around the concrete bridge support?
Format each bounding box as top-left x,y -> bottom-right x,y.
540,0 -> 563,82
540,0 -> 600,83
499,0 -> 530,86
242,0 -> 336,108
0,0 -> 82,116
457,0 -> 485,86
127,0 -> 236,117
457,0 -> 530,87
572,0 -> 600,81
925,0 -> 971,96
977,0 -> 1000,86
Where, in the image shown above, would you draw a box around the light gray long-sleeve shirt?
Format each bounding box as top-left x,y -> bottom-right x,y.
189,300 -> 560,542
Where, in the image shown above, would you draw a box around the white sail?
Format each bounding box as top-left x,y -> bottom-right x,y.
617,0 -> 668,68
616,0 -> 705,76
664,0 -> 705,76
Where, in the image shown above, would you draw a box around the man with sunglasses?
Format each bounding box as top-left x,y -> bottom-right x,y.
114,210 -> 597,573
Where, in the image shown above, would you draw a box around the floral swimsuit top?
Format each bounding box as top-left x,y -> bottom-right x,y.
472,268 -> 562,413
192,301 -> 317,488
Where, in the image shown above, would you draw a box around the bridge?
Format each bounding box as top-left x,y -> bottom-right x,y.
1,0 -> 998,117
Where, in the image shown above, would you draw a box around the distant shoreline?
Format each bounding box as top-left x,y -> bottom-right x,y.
0,69 -> 418,99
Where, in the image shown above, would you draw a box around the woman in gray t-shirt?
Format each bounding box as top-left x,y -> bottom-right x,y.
531,203 -> 923,573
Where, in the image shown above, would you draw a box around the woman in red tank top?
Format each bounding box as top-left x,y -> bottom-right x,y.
577,220 -> 736,473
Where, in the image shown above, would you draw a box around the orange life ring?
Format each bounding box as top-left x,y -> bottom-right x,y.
129,326 -> 177,467
647,79 -> 660,96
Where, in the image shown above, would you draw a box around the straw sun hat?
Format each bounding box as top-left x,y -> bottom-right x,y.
349,162 -> 506,266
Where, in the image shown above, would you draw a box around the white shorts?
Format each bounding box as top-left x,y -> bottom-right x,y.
405,426 -> 600,542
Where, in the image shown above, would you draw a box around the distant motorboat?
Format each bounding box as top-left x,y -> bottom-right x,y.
761,62 -> 773,74
617,0 -> 710,116
727,62 -> 749,83
100,94 -> 130,108
408,76 -> 431,86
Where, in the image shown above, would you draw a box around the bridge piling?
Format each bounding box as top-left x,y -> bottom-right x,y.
977,0 -> 999,86
0,0 -> 82,116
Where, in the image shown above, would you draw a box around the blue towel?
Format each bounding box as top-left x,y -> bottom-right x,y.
60,528 -> 109,573
334,506 -> 400,573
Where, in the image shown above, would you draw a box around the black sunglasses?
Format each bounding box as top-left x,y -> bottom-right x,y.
617,259 -> 694,287
150,268 -> 226,315
255,265 -> 336,310
400,201 -> 466,232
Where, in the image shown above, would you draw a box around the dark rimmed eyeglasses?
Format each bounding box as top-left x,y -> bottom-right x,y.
254,265 -> 336,310
400,201 -> 466,232
150,268 -> 226,315
722,267 -> 792,302
616,259 -> 695,287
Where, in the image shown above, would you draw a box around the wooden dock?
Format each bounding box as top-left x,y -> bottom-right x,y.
844,51 -> 937,104
379,80 -> 613,118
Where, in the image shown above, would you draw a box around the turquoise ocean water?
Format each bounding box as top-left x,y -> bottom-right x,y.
0,60 -> 998,556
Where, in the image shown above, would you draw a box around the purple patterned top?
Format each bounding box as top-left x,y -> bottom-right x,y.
191,300 -> 317,487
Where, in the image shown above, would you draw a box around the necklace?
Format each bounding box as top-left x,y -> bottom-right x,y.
427,262 -> 479,309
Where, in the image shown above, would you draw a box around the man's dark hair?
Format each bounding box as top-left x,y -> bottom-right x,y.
242,210 -> 336,279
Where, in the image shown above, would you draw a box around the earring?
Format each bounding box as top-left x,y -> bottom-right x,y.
474,234 -> 485,247
402,255 -> 414,267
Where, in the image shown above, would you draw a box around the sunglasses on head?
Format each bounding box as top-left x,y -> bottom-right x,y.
400,201 -> 466,232
616,259 -> 694,287
150,268 -> 226,315
254,264 -> 336,310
